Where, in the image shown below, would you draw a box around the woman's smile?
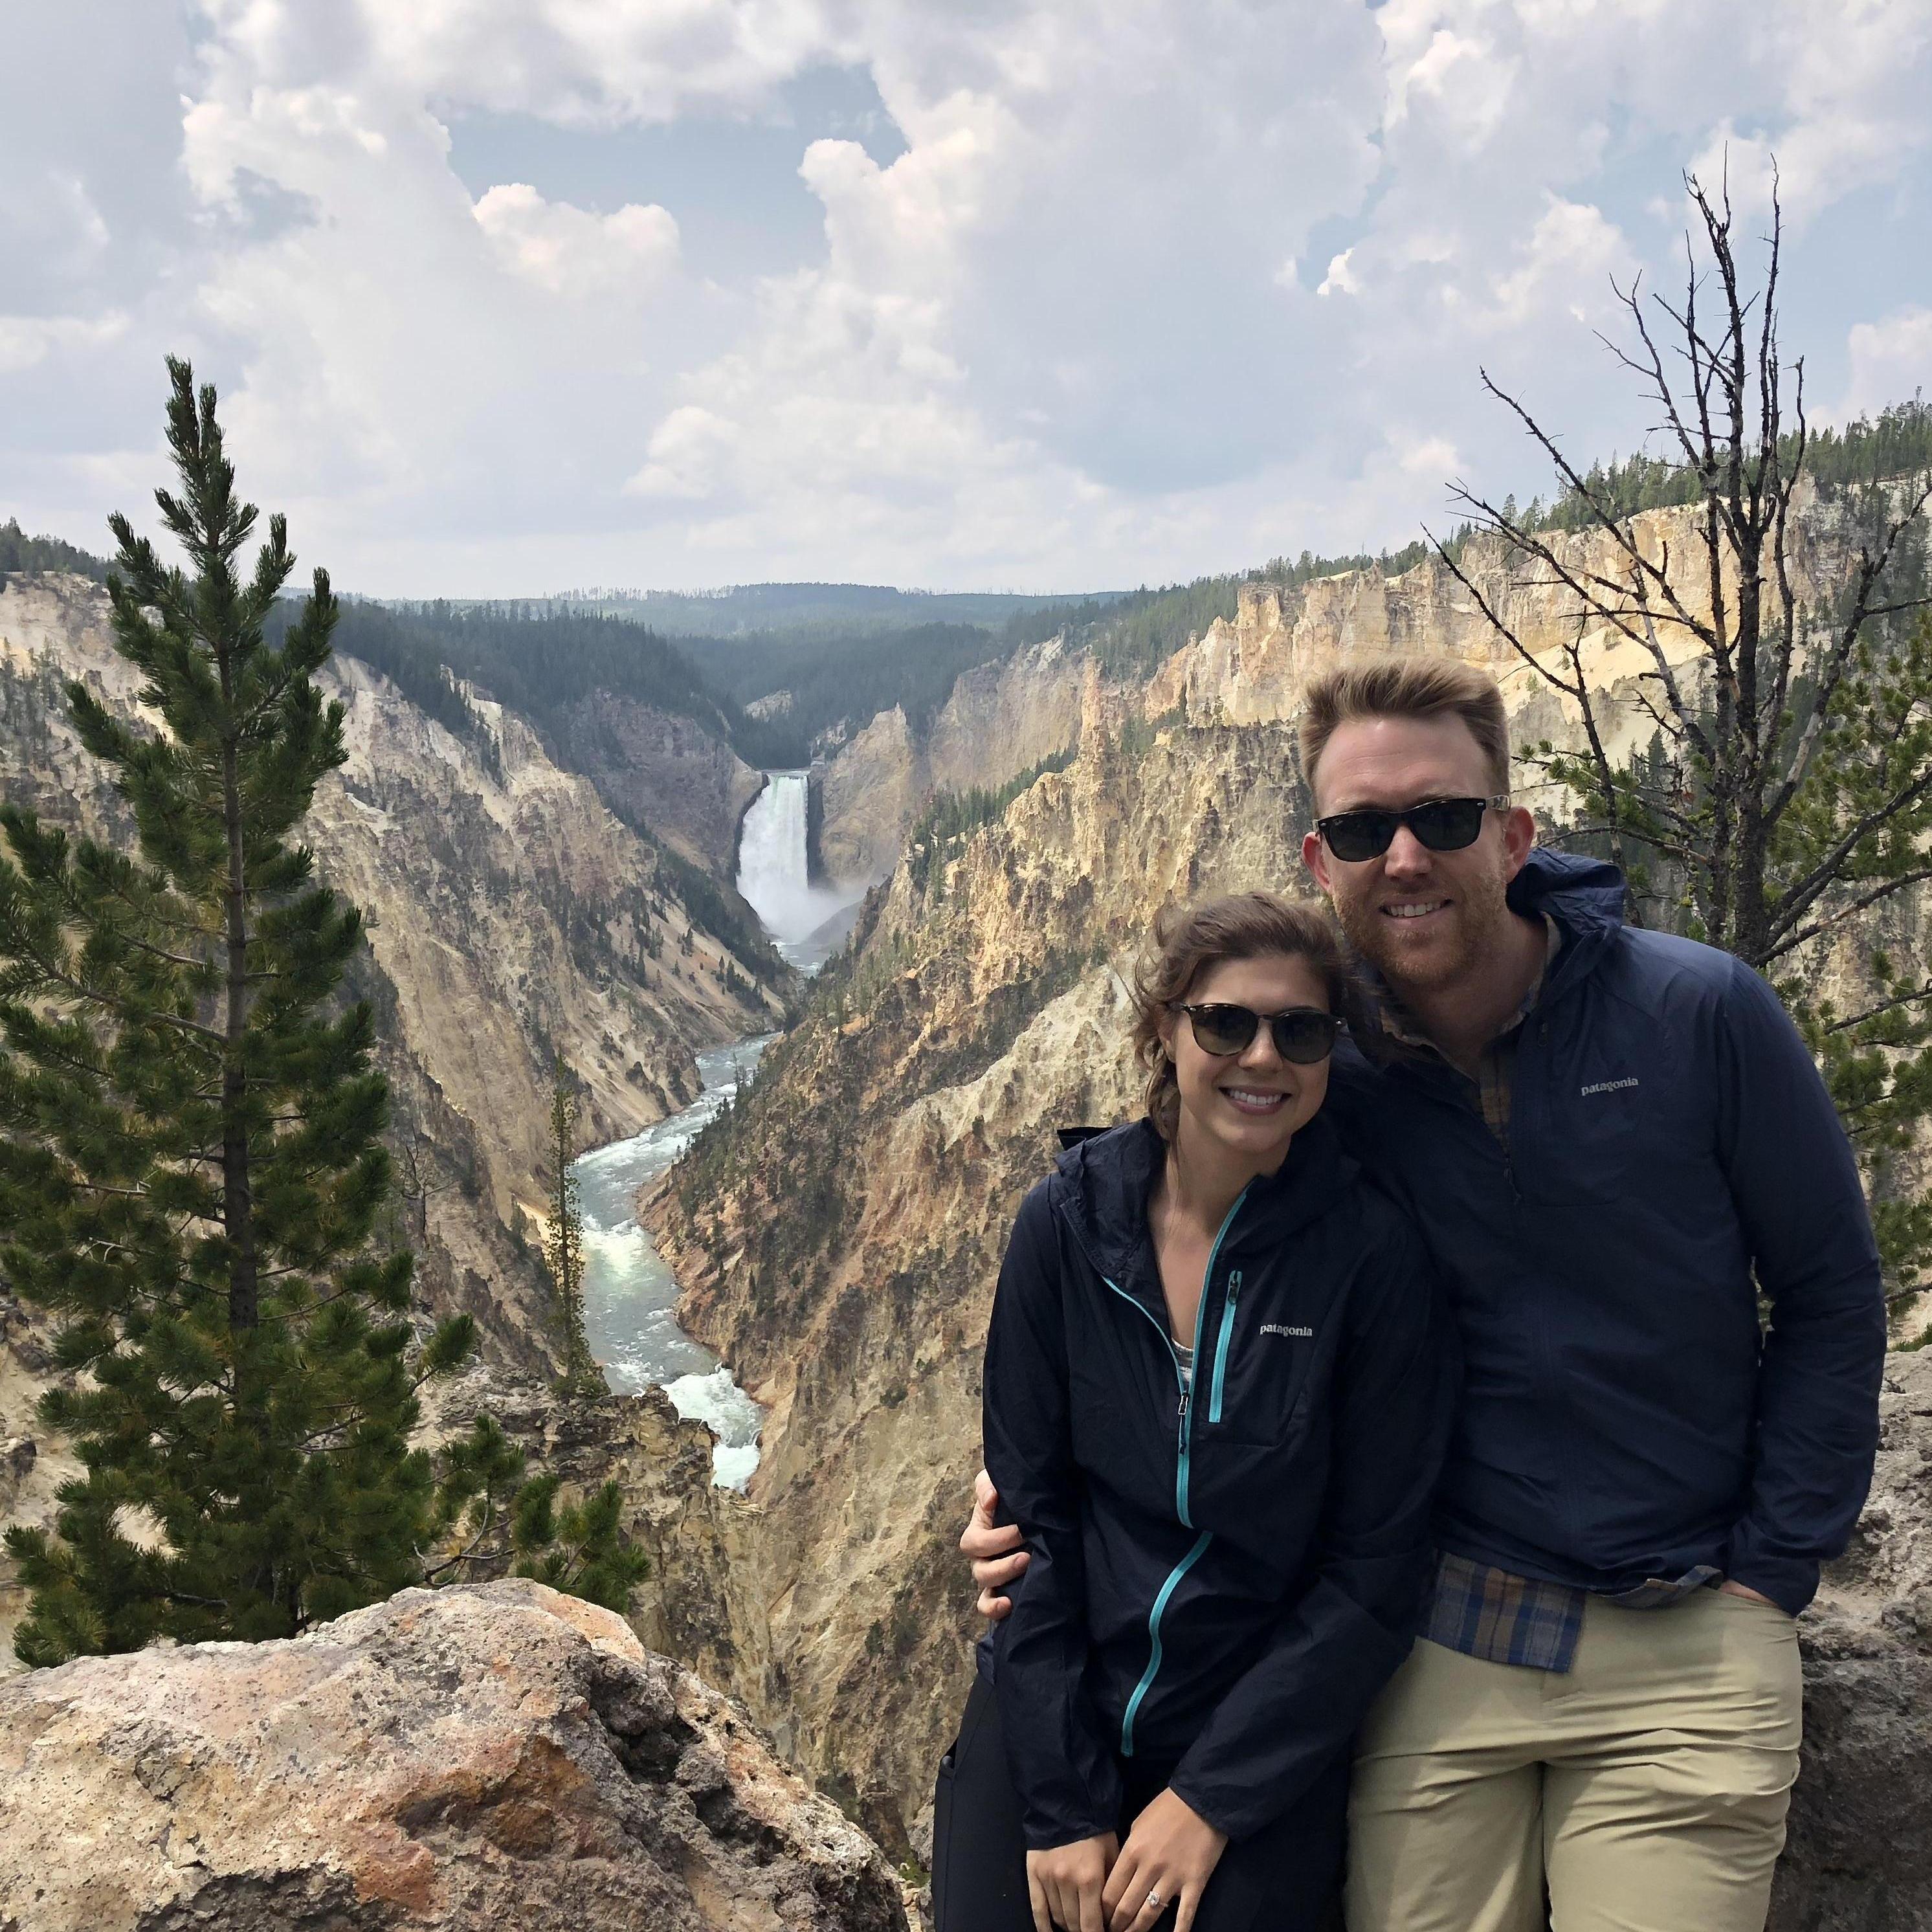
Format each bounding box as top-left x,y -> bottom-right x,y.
1219,1085 -> 1290,1116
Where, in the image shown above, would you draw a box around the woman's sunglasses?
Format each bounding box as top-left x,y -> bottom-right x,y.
1171,1002 -> 1340,1064
1315,794 -> 1510,863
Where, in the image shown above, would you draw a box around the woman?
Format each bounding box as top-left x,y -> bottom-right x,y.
931,893 -> 1454,1932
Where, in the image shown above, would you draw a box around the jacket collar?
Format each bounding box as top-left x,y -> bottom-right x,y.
1507,847 -> 1625,981
1049,1112 -> 1354,1319
1349,848 -> 1627,1068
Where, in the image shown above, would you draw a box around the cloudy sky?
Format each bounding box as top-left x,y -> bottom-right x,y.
5,0 -> 1931,597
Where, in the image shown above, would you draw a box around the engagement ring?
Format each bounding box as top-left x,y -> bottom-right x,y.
1145,1891 -> 1162,1913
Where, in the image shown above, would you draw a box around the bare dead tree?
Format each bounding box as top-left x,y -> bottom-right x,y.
1430,166 -> 1932,1298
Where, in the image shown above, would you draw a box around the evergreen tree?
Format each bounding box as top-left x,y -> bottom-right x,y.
0,361 -> 640,1663
544,1053 -> 601,1396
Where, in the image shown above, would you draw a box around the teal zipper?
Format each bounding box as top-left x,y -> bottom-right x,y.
1101,1186 -> 1250,1758
1102,1183 -> 1248,1527
1119,1530 -> 1212,1755
1207,1269 -> 1243,1423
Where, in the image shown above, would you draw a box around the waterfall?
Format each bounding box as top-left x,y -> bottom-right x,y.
736,770 -> 867,966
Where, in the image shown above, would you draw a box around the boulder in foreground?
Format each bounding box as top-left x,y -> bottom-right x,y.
0,1577 -> 908,1932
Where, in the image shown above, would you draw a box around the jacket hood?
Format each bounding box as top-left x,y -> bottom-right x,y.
1508,847 -> 1626,938
1047,1112 -> 1353,1305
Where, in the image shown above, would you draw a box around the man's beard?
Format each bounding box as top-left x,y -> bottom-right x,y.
1333,861 -> 1513,999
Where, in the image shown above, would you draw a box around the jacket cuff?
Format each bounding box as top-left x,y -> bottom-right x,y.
1724,1540 -> 1819,1617
1162,1775 -> 1248,1844
1021,1812 -> 1124,1854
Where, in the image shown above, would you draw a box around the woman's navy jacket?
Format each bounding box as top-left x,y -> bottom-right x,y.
1324,849 -> 1887,1617
980,1113 -> 1456,1850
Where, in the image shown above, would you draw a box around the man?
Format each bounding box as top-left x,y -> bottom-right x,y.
965,657 -> 1886,1931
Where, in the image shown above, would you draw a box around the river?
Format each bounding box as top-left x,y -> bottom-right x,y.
572,770 -> 869,1487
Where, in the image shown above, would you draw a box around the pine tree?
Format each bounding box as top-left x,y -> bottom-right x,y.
545,1052 -> 602,1397
0,361 -> 639,1663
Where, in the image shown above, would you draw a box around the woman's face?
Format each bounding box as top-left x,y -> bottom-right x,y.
1157,951 -> 1333,1173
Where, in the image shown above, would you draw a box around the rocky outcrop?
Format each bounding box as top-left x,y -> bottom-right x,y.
1146,480 -> 1877,778
0,1578 -> 908,1932
546,693 -> 764,875
816,639 -> 1093,886
425,1368 -> 768,1702
924,636 -> 1091,797
1771,1346 -> 1932,1931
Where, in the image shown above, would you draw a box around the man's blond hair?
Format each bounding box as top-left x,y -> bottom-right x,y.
1298,656 -> 1511,805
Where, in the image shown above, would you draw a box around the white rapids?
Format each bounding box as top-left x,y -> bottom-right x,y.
576,1036 -> 775,1489
573,769 -> 869,1488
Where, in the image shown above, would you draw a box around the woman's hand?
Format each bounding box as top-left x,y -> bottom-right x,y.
1027,1832 -> 1119,1932
1102,1789 -> 1228,1932
962,1469 -> 1029,1619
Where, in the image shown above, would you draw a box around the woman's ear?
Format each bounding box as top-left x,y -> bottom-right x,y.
1155,1006 -> 1177,1062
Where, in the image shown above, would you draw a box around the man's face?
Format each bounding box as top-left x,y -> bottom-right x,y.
1300,713 -> 1535,997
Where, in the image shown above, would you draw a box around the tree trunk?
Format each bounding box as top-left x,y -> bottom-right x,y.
221,730 -> 258,1333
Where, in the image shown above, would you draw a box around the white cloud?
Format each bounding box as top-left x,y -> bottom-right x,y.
1839,306 -> 1932,421
1483,198 -> 1634,329
3,0 -> 1931,592
1318,250 -> 1360,298
0,313 -> 129,377
472,184 -> 680,297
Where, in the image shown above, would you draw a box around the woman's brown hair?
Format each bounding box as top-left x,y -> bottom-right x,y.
1129,891 -> 1355,1140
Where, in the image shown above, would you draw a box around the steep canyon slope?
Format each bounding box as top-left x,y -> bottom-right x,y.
649,483 -> 1932,1925
0,570 -> 783,1663
657,697 -> 1314,1845
816,636 -> 1094,884
546,691 -> 765,877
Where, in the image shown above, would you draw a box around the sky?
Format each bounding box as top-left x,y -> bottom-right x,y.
5,0 -> 1931,598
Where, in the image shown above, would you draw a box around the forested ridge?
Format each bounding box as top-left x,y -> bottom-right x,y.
10,392 -> 1928,783
0,520 -> 111,583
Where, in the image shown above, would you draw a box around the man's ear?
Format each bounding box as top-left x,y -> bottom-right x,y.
1500,805 -> 1537,881
1302,827 -> 1333,894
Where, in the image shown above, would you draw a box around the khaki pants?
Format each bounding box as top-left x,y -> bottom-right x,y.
1348,1588 -> 1803,1932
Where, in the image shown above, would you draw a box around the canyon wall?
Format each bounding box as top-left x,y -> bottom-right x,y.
816,636 -> 1093,885
0,572 -> 785,1667
654,699 -> 1313,1848
546,692 -> 765,876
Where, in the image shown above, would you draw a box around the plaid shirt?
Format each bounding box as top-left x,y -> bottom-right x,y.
1362,922 -> 1718,1672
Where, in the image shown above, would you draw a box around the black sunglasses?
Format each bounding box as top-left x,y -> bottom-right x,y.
1171,1002 -> 1340,1065
1316,794 -> 1510,863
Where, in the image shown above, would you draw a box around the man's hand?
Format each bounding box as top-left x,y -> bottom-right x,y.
1102,1789 -> 1228,1932
1718,1579 -> 1782,1609
1027,1832 -> 1118,1932
962,1468 -> 1029,1619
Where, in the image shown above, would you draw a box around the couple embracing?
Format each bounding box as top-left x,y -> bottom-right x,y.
933,659 -> 1886,1932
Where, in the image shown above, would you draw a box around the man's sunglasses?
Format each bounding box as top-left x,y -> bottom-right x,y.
1171,1003 -> 1340,1065
1315,794 -> 1510,863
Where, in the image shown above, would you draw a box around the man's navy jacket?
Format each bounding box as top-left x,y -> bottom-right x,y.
1326,847 -> 1887,1619
981,1115 -> 1456,1848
